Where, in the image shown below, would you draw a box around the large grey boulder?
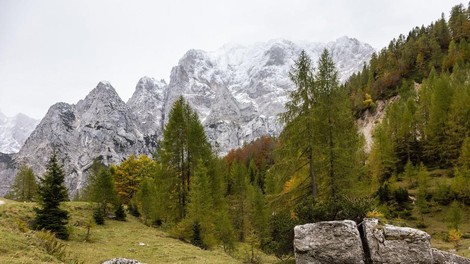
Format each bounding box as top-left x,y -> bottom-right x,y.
432,248 -> 470,264
362,218 -> 433,264
294,220 -> 365,264
102,258 -> 141,264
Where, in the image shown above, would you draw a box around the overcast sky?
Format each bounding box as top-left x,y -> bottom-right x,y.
0,0 -> 465,119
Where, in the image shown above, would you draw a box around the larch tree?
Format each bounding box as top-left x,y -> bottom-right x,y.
279,50 -> 318,200
113,154 -> 155,204
158,96 -> 212,221
279,49 -> 361,203
185,162 -> 215,248
8,163 -> 38,202
83,159 -> 118,214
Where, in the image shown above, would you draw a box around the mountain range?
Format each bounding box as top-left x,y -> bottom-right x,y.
0,36 -> 375,196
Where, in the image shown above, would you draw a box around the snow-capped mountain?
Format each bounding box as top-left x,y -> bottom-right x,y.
0,37 -> 374,196
163,37 -> 374,153
0,111 -> 39,154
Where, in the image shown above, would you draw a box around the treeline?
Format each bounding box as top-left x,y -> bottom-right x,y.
351,3 -> 470,242
346,3 -> 470,117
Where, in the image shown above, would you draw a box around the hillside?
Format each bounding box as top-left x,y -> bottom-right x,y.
0,198 -> 278,264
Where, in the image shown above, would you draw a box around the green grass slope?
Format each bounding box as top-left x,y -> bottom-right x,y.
0,199 -> 277,264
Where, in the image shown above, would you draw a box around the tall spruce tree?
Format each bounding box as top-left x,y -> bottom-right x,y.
34,149 -> 69,240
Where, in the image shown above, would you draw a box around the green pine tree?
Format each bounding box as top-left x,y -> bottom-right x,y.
33,149 -> 69,240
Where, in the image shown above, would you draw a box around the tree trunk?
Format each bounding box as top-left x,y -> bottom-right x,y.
309,148 -> 317,201
327,95 -> 336,199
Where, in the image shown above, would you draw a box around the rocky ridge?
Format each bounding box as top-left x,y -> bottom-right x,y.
9,81 -> 148,196
0,37 -> 374,196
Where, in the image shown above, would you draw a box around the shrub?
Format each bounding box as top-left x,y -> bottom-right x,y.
35,230 -> 82,263
128,202 -> 140,217
295,195 -> 373,223
264,211 -> 295,260
434,183 -> 454,205
377,183 -> 392,204
366,210 -> 384,219
394,187 -> 409,205
93,208 -> 105,225
447,228 -> 462,248
191,221 -> 204,249
114,204 -> 126,221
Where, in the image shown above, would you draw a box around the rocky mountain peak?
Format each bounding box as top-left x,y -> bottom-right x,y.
127,77 -> 168,137
132,76 -> 166,100
84,81 -> 121,103
179,49 -> 212,67
0,110 -> 39,154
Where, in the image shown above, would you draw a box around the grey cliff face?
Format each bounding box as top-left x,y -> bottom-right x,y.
0,37 -> 374,195
127,76 -> 167,138
8,82 -> 148,196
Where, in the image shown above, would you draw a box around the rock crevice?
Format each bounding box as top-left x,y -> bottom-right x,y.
294,219 -> 470,264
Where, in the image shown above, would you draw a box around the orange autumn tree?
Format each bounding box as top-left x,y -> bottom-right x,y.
113,154 -> 156,204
